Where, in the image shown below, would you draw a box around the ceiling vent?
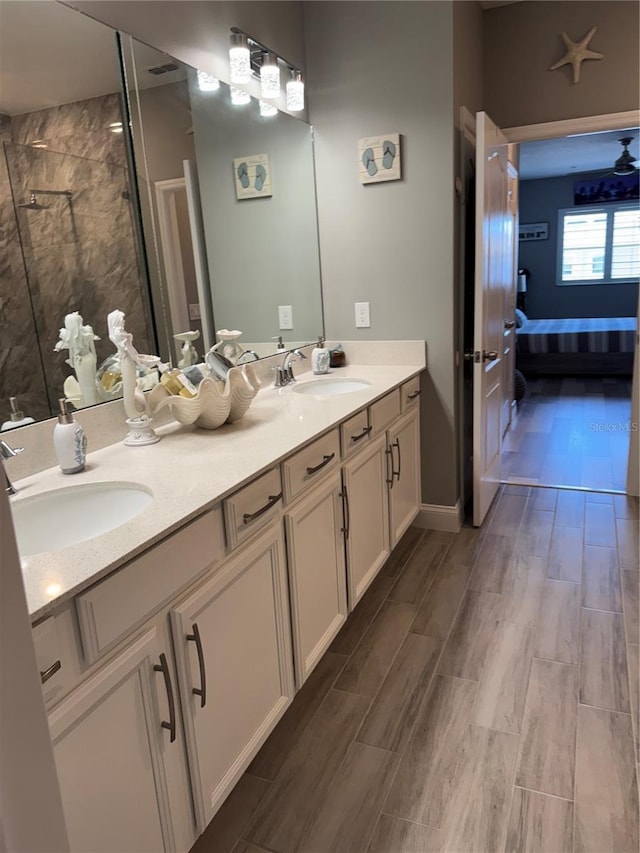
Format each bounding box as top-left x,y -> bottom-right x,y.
146,62 -> 179,76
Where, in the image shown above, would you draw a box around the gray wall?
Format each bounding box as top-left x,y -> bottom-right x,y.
519,174 -> 639,319
483,1 -> 640,129
304,1 -> 457,507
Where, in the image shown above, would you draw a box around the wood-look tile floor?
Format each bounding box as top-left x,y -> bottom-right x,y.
502,376 -> 633,492
192,487 -> 640,853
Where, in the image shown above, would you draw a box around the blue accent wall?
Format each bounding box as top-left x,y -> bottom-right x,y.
518,174 -> 638,319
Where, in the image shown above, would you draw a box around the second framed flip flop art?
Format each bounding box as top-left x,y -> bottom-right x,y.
233,153 -> 273,199
358,133 -> 401,184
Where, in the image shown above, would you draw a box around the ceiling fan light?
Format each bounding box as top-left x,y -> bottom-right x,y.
613,137 -> 637,176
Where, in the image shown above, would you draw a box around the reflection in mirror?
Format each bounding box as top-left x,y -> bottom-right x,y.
122,37 -> 324,364
0,0 -> 154,424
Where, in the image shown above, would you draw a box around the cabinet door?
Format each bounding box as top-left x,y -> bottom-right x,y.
171,522 -> 294,831
388,408 -> 421,548
342,434 -> 390,608
285,471 -> 348,686
48,629 -> 176,853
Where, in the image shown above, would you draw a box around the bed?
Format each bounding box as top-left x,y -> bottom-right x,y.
515,315 -> 637,375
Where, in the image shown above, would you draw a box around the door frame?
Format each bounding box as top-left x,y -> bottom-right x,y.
504,109 -> 640,498
154,177 -> 190,350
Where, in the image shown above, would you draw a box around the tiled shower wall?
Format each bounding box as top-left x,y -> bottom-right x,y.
0,93 -> 153,421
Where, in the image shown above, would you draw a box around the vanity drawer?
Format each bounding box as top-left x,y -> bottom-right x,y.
283,429 -> 340,503
400,376 -> 421,411
76,506 -> 224,664
224,467 -> 283,549
341,410 -> 371,458
369,389 -> 401,436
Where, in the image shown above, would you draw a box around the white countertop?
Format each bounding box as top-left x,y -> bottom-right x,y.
15,363 -> 423,621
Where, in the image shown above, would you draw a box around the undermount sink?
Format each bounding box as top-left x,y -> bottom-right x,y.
11,481 -> 153,557
293,378 -> 371,396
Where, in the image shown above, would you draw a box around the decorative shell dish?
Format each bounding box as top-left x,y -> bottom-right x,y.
146,364 -> 261,429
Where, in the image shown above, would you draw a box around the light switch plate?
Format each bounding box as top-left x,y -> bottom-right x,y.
278,305 -> 293,330
355,301 -> 371,328
188,302 -> 201,320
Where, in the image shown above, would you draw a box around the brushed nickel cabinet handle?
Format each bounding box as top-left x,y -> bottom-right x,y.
40,660 -> 61,684
392,438 -> 402,481
407,390 -> 420,400
153,653 -> 176,742
306,453 -> 335,476
186,623 -> 207,709
339,486 -> 350,540
242,492 -> 283,524
385,444 -> 394,488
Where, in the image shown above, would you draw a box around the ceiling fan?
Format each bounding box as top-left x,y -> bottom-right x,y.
613,136 -> 637,176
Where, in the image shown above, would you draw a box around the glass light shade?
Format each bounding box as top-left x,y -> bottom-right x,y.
260,53 -> 280,99
230,86 -> 250,106
229,33 -> 250,84
286,72 -> 304,111
197,70 -> 220,92
259,100 -> 277,117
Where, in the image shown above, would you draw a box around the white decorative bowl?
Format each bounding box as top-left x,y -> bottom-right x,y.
146,364 -> 260,430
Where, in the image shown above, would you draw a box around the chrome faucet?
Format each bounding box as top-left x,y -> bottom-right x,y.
273,349 -> 307,387
1,440 -> 24,495
237,349 -> 259,364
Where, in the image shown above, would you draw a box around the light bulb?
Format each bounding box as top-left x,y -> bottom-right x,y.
197,70 -> 220,92
260,52 -> 280,99
229,32 -> 250,84
259,100 -> 277,117
230,86 -> 250,106
286,71 -> 304,112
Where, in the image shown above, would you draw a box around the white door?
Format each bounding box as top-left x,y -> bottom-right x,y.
342,434 -> 390,608
48,629 -> 175,853
284,471 -> 348,686
170,522 -> 294,832
473,111 -> 514,526
627,293 -> 640,496
387,408 -> 421,548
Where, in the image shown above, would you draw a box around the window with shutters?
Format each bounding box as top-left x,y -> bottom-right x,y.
556,203 -> 640,285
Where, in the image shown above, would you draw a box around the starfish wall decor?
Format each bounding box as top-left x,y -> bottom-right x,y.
549,26 -> 604,84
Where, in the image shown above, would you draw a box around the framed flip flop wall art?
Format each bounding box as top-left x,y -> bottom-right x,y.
233,153 -> 272,199
358,133 -> 401,184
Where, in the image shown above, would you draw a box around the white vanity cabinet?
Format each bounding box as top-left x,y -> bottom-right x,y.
284,470 -> 348,686
48,626 -> 184,853
170,520 -> 294,832
342,433 -> 391,607
386,406 -> 421,548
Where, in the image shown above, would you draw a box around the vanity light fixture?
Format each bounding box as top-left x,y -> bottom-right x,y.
229,31 -> 251,83
230,86 -> 251,106
259,100 -> 277,117
286,70 -> 304,112
229,27 -> 304,112
109,121 -> 123,134
197,70 -> 220,92
260,52 -> 280,99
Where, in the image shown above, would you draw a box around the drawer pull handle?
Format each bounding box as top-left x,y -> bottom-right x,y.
40,660 -> 61,684
186,623 -> 207,709
350,426 -> 372,443
306,453 -> 335,476
392,438 -> 402,481
242,492 -> 283,524
407,390 -> 420,401
339,486 -> 350,540
153,653 -> 177,742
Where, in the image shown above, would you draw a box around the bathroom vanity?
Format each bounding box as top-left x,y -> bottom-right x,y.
20,358 -> 424,853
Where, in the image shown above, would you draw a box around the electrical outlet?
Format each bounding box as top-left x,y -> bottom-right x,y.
354,301 -> 371,328
278,305 -> 293,330
188,302 -> 201,320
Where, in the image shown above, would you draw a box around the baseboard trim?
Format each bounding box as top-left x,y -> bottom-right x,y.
414,501 -> 462,533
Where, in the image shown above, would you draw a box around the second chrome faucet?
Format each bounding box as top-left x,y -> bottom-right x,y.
273,349 -> 307,387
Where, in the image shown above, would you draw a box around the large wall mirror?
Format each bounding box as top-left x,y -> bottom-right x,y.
121,36 -> 324,364
0,0 -> 154,423
0,0 -> 324,427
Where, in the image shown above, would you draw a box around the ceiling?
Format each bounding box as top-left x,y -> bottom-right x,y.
0,0 -> 185,116
519,129 -> 639,180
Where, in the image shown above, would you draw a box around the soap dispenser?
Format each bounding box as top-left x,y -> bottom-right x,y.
311,337 -> 330,375
1,397 -> 35,431
54,398 -> 87,474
